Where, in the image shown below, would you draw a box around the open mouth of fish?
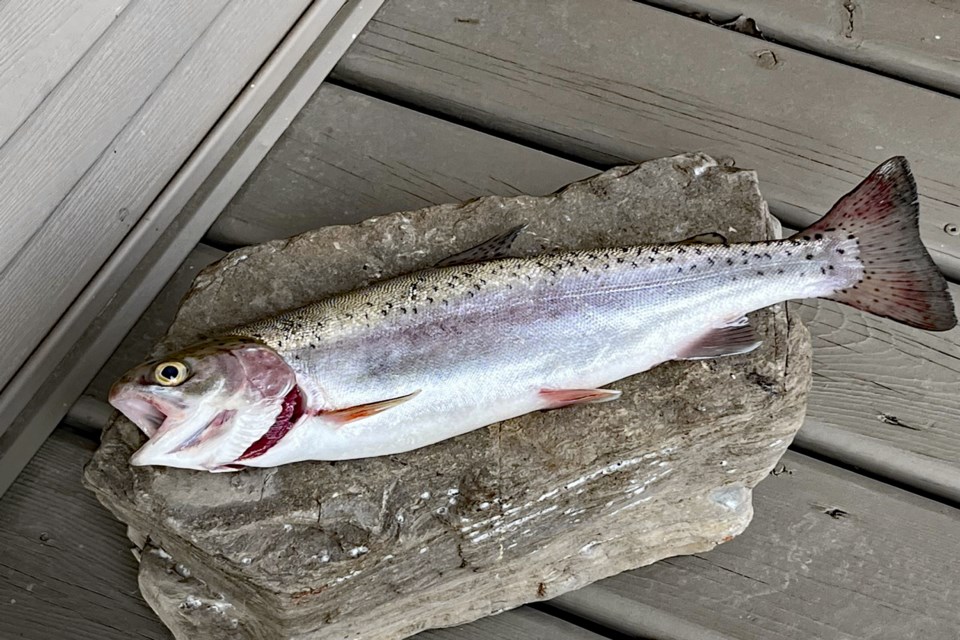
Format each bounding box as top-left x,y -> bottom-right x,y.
113,386 -> 306,464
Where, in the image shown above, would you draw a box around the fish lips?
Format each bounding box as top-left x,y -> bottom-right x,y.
109,385 -> 176,438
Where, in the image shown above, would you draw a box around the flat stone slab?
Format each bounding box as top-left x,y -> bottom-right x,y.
84,153 -> 811,639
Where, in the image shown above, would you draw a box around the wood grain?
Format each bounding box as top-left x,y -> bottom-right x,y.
211,79 -> 960,499
212,84 -> 596,245
0,0 -> 133,149
332,0 -> 960,277
0,429 -> 611,639
0,0 -> 311,394
643,0 -> 960,96
553,450 -> 960,640
0,0 -> 227,274
0,428 -> 169,640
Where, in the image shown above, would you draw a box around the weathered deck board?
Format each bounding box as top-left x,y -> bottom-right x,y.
211,84 -> 596,246
796,292 -> 960,500
0,430 -> 608,640
0,0 -> 133,148
0,0 -> 312,397
643,0 -> 960,96
211,82 -> 960,500
0,428 -> 168,640
332,0 -> 960,278
553,451 -> 960,640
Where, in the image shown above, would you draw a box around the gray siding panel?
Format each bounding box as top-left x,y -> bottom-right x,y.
0,0 -> 228,275
0,0 -> 133,148
0,0 -> 311,393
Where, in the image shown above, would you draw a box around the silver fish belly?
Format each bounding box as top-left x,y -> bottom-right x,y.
236,236 -> 855,465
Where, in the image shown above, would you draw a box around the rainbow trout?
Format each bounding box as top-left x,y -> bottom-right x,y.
110,158 -> 956,472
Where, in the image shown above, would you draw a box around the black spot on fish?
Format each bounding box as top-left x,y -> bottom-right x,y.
666,256 -> 674,263
777,268 -> 784,274
707,257 -> 715,265
726,258 -> 734,265
837,248 -> 845,254
806,254 -> 814,260
617,257 -> 624,264
814,233 -> 823,240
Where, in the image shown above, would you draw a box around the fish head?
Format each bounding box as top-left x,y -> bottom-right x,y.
109,337 -> 297,471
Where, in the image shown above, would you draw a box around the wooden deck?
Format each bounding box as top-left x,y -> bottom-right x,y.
4,0 -> 960,638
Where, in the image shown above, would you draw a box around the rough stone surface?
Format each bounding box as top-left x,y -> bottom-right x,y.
84,153 -> 811,640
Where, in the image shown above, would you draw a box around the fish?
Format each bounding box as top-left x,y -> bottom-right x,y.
109,157 -> 956,472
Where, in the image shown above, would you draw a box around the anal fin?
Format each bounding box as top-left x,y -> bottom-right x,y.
539,387 -> 622,409
679,318 -> 762,360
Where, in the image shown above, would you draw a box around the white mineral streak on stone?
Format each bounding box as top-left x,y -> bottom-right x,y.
348,546 -> 369,558
580,541 -> 601,554
470,505 -> 559,544
610,495 -> 654,515
181,595 -> 202,610
152,548 -> 172,560
207,600 -> 234,613
333,570 -> 362,585
420,491 -> 431,500
769,439 -> 784,448
446,488 -> 459,496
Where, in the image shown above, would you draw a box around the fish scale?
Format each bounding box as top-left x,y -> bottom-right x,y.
225,236 -> 856,465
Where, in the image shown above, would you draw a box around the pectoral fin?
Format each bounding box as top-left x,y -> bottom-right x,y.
539,387 -> 622,409
678,318 -> 761,360
435,225 -> 526,267
325,390 -> 421,425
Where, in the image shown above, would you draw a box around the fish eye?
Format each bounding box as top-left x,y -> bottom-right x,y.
154,361 -> 190,386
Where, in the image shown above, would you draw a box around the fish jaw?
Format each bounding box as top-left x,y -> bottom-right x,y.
109,382 -> 188,439
109,338 -> 301,471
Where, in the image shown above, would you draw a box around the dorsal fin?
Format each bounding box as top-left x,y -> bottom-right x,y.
435,225 -> 526,267
677,232 -> 728,245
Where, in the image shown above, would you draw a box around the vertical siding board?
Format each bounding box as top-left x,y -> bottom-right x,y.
0,0 -> 229,275
0,0 -> 134,149
0,0 -> 310,391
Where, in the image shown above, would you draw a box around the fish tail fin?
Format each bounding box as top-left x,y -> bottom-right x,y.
794,156 -> 956,331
